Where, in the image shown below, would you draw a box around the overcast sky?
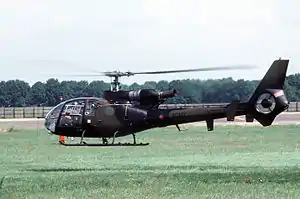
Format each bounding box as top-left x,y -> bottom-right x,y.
0,0 -> 299,85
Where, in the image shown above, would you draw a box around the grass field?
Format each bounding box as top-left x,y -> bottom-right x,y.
1,124 -> 300,199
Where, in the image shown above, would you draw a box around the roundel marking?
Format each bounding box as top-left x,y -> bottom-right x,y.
159,114 -> 164,119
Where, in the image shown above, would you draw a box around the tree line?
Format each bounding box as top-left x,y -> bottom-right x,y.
0,73 -> 299,107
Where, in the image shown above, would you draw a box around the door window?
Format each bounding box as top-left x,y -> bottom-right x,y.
58,99 -> 85,128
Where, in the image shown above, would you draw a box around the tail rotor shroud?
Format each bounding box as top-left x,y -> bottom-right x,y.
255,92 -> 276,114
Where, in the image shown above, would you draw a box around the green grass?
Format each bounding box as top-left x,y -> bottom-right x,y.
1,124 -> 300,198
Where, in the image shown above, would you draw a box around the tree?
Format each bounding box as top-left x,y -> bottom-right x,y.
0,73 -> 299,107
28,81 -> 47,106
2,80 -> 30,106
45,79 -> 62,106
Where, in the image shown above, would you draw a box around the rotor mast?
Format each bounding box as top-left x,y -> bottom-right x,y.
110,76 -> 120,91
105,71 -> 134,91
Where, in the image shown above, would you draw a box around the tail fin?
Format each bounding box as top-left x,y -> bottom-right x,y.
246,58 -> 289,126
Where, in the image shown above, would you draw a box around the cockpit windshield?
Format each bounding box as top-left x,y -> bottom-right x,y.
44,102 -> 64,132
44,97 -> 108,133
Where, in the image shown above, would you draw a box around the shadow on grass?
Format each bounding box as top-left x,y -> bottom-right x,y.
25,165 -> 255,173
2,165 -> 300,198
28,168 -> 98,172
24,165 -> 300,184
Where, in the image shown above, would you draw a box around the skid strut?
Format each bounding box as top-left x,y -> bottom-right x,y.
80,130 -> 87,145
132,133 -> 136,144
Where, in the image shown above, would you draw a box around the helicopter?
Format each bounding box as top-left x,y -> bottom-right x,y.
44,58 -> 290,146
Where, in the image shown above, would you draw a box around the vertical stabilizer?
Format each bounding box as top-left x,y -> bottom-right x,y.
246,59 -> 289,126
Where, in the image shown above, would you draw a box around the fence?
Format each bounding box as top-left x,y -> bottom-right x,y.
0,107 -> 53,119
0,102 -> 299,119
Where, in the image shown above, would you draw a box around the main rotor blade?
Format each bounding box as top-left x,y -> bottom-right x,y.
59,74 -> 107,77
4,59 -> 257,78
63,65 -> 256,77
132,65 -> 256,75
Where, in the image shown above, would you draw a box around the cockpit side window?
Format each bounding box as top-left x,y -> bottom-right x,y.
84,98 -> 109,116
57,99 -> 86,129
85,99 -> 97,116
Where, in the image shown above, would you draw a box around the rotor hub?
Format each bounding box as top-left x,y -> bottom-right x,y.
261,99 -> 273,108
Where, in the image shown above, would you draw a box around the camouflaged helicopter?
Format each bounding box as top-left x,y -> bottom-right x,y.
44,58 -> 290,146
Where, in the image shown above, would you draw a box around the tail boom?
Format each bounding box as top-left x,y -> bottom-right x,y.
150,58 -> 290,130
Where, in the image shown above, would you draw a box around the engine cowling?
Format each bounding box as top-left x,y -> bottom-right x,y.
104,89 -> 176,105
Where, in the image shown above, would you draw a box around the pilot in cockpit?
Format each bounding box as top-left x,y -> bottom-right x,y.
61,112 -> 73,126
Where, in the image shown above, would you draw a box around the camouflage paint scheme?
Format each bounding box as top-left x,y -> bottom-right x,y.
45,59 -> 290,141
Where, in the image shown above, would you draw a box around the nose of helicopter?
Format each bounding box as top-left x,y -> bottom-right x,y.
44,116 -> 56,133
44,102 -> 64,133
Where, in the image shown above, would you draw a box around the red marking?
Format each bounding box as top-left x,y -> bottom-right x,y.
274,90 -> 284,98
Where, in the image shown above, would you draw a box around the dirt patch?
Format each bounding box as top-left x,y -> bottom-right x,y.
0,119 -> 44,129
0,127 -> 15,133
0,128 -> 8,133
22,146 -> 35,151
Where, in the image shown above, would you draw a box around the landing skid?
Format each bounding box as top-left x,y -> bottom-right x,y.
58,131 -> 150,147
59,141 -> 149,147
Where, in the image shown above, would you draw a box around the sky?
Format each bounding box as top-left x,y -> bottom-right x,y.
0,0 -> 299,86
